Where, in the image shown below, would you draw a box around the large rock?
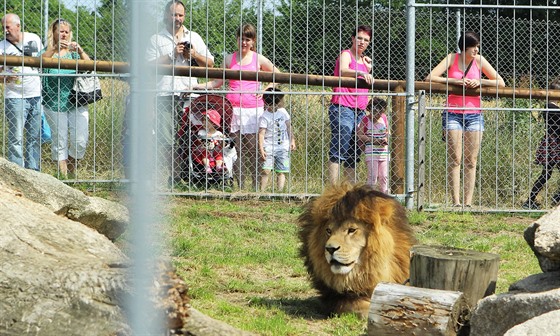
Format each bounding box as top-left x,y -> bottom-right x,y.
0,183 -> 130,335
503,309 -> 560,336
184,308 -> 258,336
509,271 -> 560,292
469,288 -> 560,336
524,207 -> 560,272
0,158 -> 127,240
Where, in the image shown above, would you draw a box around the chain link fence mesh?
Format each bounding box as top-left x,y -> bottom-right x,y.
1,1 -> 559,210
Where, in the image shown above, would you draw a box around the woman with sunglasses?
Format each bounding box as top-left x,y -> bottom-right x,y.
328,25 -> 375,186
40,18 -> 91,178
426,31 -> 505,208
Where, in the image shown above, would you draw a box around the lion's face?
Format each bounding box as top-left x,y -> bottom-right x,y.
299,183 -> 416,317
324,220 -> 367,275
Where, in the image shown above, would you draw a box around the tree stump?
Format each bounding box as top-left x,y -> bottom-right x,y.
410,245 -> 500,308
368,282 -> 469,336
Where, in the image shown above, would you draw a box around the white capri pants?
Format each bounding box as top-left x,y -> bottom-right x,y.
44,106 -> 89,161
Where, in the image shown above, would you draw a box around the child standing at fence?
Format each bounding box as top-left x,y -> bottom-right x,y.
258,88 -> 296,192
523,80 -> 560,209
358,98 -> 390,193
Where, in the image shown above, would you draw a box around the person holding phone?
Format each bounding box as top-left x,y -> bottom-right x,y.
40,18 -> 91,178
146,0 -> 215,185
425,31 -> 505,207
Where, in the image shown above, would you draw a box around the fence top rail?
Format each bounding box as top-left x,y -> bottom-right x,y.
3,55 -> 559,100
413,3 -> 559,10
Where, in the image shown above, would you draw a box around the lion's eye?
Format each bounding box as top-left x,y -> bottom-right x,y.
326,228 -> 332,235
348,228 -> 357,234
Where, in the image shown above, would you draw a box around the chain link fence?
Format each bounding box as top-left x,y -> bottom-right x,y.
1,1 -> 559,211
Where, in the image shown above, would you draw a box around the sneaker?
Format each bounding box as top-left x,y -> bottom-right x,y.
522,200 -> 541,210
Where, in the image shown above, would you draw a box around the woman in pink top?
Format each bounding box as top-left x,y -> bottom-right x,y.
195,23 -> 280,190
426,31 -> 505,207
328,25 -> 375,185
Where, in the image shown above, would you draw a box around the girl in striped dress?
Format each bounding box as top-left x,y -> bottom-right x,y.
358,98 -> 390,193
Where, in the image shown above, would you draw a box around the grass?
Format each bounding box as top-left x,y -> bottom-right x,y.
164,197 -> 542,336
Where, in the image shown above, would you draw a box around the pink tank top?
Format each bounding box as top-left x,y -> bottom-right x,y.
226,51 -> 264,108
447,53 -> 481,114
331,50 -> 370,110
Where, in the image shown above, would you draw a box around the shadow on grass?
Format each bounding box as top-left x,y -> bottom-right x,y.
247,296 -> 330,320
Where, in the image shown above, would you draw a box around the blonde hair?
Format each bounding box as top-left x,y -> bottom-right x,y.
46,18 -> 73,50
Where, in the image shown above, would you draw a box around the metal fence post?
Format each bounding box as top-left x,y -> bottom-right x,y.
127,0 -> 163,333
405,0 -> 416,210
417,90 -> 427,211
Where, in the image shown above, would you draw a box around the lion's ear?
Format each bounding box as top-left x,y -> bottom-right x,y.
353,196 -> 396,228
375,198 -> 397,219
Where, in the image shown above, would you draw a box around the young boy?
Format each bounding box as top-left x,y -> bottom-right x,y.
358,98 -> 390,193
258,88 -> 296,191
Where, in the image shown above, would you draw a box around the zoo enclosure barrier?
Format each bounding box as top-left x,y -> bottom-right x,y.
1,1 -> 560,211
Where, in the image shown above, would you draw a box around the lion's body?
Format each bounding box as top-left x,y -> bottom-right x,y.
298,183 -> 416,318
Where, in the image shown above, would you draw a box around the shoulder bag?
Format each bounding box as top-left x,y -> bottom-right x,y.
70,71 -> 103,107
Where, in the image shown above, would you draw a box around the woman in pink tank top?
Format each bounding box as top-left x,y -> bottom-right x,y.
194,23 -> 281,190
426,31 -> 505,207
328,25 -> 375,186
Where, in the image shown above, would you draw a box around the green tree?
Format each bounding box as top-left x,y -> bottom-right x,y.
96,0 -> 130,62
188,0 -> 256,66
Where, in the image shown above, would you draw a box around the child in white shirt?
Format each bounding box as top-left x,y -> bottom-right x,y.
258,88 -> 296,191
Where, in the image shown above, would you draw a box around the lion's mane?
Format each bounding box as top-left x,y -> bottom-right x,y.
298,183 -> 417,317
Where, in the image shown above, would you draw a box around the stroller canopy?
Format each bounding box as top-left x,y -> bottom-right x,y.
183,94 -> 234,135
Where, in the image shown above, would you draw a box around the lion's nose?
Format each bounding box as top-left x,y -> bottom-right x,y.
326,246 -> 340,255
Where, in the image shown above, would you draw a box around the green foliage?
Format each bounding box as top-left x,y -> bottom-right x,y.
95,0 -> 130,61
188,0 -> 256,66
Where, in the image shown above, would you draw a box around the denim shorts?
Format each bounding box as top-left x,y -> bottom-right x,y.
442,111 -> 484,132
329,104 -> 366,168
262,147 -> 290,173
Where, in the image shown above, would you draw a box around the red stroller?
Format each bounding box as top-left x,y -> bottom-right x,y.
177,94 -> 236,187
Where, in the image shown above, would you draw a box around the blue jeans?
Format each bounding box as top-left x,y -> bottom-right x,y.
329,104 -> 365,168
4,97 -> 42,170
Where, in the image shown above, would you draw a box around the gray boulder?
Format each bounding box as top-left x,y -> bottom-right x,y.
469,288 -> 560,336
503,309 -> 560,336
524,207 -> 560,272
509,271 -> 560,292
0,158 -> 128,240
0,183 -> 130,335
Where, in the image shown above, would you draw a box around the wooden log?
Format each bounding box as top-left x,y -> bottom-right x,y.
409,245 -> 500,309
368,282 -> 469,336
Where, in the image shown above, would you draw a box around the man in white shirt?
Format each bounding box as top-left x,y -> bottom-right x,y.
0,13 -> 43,171
146,0 -> 214,184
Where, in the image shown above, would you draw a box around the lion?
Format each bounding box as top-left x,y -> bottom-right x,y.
298,183 -> 417,318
